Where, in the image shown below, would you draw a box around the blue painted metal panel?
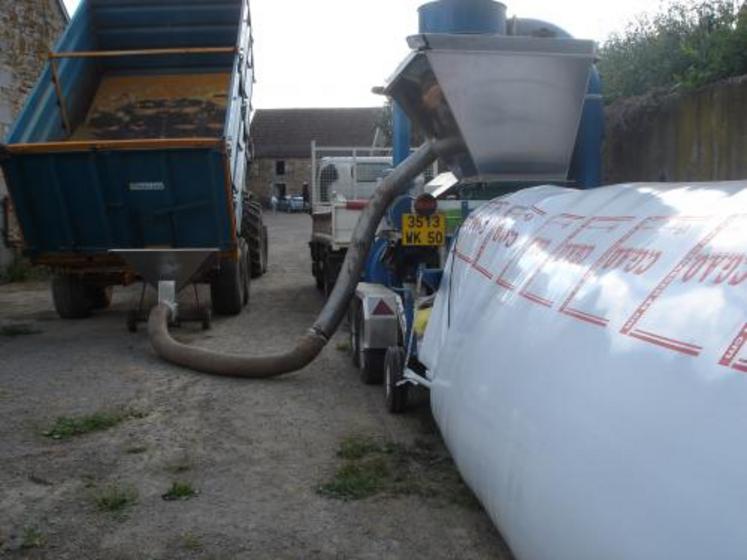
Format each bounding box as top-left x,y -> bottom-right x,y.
3,148 -> 233,255
392,104 -> 411,167
418,0 -> 507,35
569,68 -> 604,189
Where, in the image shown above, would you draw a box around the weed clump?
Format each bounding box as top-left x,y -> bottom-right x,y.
162,481 -> 198,501
43,409 -> 141,440
318,435 -> 479,508
20,527 -> 46,549
94,483 -> 138,514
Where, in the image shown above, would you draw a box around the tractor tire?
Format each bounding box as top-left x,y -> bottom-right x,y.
242,199 -> 267,278
52,274 -> 93,319
360,348 -> 386,385
211,258 -> 243,316
87,286 -> 113,310
385,346 -> 409,413
239,238 -> 251,307
323,253 -> 342,299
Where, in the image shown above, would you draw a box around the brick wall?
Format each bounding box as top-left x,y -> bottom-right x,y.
0,0 -> 67,267
248,157 -> 313,206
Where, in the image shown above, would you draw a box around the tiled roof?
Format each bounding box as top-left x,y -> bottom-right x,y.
251,107 -> 385,159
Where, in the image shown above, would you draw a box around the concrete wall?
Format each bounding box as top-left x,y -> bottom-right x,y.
0,0 -> 67,267
248,157 -> 312,206
604,75 -> 747,184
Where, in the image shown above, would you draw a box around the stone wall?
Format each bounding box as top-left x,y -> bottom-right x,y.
248,157 -> 312,206
604,75 -> 747,184
0,0 -> 67,266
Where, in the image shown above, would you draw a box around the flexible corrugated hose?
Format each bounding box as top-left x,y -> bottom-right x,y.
148,139 -> 462,378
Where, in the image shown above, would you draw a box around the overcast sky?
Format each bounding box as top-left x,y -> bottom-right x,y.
62,0 -> 658,109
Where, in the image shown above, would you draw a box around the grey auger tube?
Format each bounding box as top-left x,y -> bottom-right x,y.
147,139 -> 461,378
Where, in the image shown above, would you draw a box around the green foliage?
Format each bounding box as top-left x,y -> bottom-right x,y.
94,483 -> 138,513
0,324 -> 42,337
43,410 -> 132,440
599,0 -> 747,102
318,435 -> 479,507
182,532 -> 203,551
336,435 -> 388,460
318,456 -> 392,500
162,481 -> 198,501
20,527 -> 46,549
0,258 -> 48,283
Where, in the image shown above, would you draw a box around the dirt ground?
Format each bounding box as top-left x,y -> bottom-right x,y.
0,212 -> 512,560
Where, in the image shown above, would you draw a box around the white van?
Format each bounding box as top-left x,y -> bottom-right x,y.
315,156 -> 392,203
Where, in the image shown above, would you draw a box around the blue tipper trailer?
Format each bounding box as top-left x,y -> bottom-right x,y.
0,0 -> 267,322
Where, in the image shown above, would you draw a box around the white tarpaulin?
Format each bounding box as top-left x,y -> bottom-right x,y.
420,182 -> 747,560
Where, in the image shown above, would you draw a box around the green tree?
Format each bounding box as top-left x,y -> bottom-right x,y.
599,0 -> 747,102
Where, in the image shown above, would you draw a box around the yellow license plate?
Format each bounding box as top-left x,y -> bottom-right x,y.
402,213 -> 446,246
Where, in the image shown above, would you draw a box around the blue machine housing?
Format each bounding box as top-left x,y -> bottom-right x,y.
0,0 -> 253,275
366,0 -> 604,359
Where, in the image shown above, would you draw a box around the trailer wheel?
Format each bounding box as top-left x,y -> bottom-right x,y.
384,346 -> 408,414
262,224 -> 269,274
201,307 -> 212,331
361,349 -> 385,385
323,253 -> 342,298
87,286 -> 113,310
239,238 -> 251,307
127,310 -> 139,333
52,274 -> 93,319
243,199 -> 267,278
350,300 -> 361,368
211,258 -> 243,316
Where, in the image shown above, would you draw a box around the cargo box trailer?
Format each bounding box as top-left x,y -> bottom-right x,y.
0,0 -> 268,321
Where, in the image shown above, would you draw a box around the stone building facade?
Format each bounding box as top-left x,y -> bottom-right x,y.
248,107 -> 385,206
249,157 -> 313,206
0,0 -> 69,267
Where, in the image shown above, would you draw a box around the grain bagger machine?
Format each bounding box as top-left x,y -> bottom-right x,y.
0,0 -> 267,326
7,1 -> 747,558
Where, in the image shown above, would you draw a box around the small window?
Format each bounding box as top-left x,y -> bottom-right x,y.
356,163 -> 391,183
275,160 -> 286,176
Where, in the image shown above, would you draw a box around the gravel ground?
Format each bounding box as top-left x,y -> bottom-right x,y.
0,212 -> 512,560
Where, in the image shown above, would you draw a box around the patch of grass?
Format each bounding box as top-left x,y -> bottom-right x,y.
182,532 -> 203,551
0,324 -> 42,337
318,435 -> 480,508
43,409 -> 136,440
335,340 -> 351,352
165,458 -> 192,474
337,435 -> 386,460
318,456 -> 391,500
1,259 -> 48,284
20,527 -> 46,549
94,483 -> 138,514
162,481 -> 198,501
125,445 -> 148,455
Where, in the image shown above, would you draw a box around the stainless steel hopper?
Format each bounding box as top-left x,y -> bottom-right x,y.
385,33 -> 596,181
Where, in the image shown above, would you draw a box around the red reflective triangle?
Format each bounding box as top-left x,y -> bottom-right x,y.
372,299 -> 394,316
